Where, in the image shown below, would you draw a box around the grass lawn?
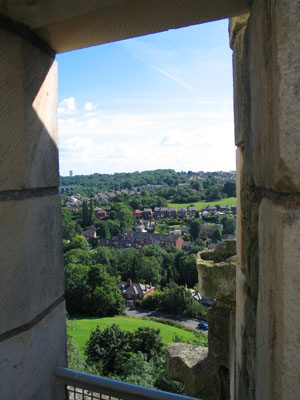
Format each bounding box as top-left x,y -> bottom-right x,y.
68,316 -> 197,355
168,197 -> 236,211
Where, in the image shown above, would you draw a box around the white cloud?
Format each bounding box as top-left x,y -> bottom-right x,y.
84,102 -> 99,111
58,101 -> 236,176
58,97 -> 79,115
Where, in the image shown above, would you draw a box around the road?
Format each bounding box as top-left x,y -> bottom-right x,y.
124,308 -> 208,333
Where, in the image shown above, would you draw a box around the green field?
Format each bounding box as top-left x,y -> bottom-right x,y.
68,316 -> 197,354
168,197 -> 236,211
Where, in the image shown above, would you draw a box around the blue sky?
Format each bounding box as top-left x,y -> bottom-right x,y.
57,18 -> 235,176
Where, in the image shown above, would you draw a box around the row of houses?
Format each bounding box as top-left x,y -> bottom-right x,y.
133,204 -> 236,220
202,204 -> 236,215
98,231 -> 184,250
133,206 -> 198,220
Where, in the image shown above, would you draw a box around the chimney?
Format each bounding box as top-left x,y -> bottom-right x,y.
127,278 -> 132,286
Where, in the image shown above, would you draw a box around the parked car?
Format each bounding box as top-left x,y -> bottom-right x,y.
198,321 -> 208,330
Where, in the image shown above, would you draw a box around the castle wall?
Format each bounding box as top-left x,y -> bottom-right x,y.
0,27 -> 66,400
231,1 -> 300,398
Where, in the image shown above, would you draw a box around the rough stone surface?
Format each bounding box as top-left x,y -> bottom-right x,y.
256,199 -> 300,400
0,195 -> 64,335
166,343 -> 221,400
229,14 -> 250,50
0,302 -> 67,400
247,0 -> 300,192
230,15 -> 249,146
207,305 -> 234,369
197,241 -> 237,301
0,29 -> 58,191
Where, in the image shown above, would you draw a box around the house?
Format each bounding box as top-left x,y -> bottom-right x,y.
133,209 -> 143,219
167,207 -> 177,218
142,208 -> 153,220
81,225 -> 97,240
117,279 -> 155,306
200,224 -> 218,239
182,241 -> 193,251
184,285 -> 202,302
177,207 -> 187,218
187,206 -> 197,217
172,226 -> 190,235
231,204 -> 237,215
98,231 -> 184,250
222,234 -> 236,242
202,205 -> 217,215
219,204 -> 229,213
94,208 -> 107,219
154,207 -> 168,219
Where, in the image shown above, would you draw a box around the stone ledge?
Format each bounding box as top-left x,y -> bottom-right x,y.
197,241 -> 237,302
166,343 -> 220,399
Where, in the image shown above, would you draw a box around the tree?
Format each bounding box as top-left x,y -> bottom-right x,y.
96,221 -> 111,239
92,284 -> 125,317
61,207 -> 77,240
68,235 -> 89,251
221,215 -> 236,235
64,248 -> 92,266
206,186 -> 222,201
86,264 -> 125,316
106,219 -> 121,236
85,324 -> 132,375
212,228 -> 222,242
115,352 -> 157,389
117,206 -> 134,232
135,255 -> 162,285
67,334 -> 98,374
190,218 -> 202,241
131,327 -> 163,359
89,198 -> 95,225
175,254 -> 198,288
223,181 -> 236,197
64,263 -> 89,314
82,200 -> 89,227
161,283 -> 193,314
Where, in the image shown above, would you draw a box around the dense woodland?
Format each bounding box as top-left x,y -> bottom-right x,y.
60,169 -> 236,202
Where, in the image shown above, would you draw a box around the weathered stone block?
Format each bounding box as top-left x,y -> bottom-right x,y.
166,343 -> 220,399
256,198 -> 300,400
197,241 -> 237,302
0,29 -> 58,191
247,0 -> 300,192
229,15 -> 250,147
0,302 -> 66,400
0,195 -> 64,335
207,305 -> 234,369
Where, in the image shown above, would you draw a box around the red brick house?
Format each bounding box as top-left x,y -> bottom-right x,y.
142,208 -> 153,220
133,209 -> 143,219
117,279 -> 155,306
95,208 -> 107,219
167,208 -> 177,218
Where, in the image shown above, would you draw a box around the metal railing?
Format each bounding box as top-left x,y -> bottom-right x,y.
55,367 -> 197,400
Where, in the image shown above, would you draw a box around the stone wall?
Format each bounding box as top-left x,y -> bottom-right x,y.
230,1 -> 300,398
0,27 -> 66,399
167,241 -> 237,399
